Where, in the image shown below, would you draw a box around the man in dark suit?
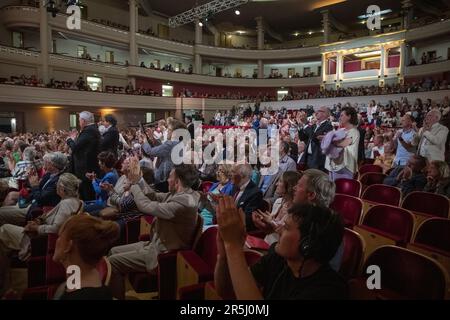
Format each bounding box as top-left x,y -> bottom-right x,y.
100,114 -> 119,156
230,164 -> 263,232
299,106 -> 333,171
67,111 -> 101,201
186,116 -> 194,139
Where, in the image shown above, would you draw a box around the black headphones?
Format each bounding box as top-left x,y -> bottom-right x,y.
299,217 -> 319,259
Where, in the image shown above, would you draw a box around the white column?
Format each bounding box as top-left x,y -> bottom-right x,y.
194,18 -> 203,74
257,60 -> 264,79
399,42 -> 407,83
195,18 -> 203,45
255,16 -> 264,50
321,54 -> 327,83
336,53 -> 343,87
379,45 -> 386,86
129,0 -> 138,66
39,0 -> 49,84
321,10 -> 331,43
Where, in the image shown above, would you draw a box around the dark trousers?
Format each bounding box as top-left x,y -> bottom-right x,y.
79,179 -> 96,201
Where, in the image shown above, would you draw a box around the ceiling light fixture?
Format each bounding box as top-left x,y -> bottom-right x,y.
235,10 -> 240,15
198,21 -> 203,27
354,50 -> 381,57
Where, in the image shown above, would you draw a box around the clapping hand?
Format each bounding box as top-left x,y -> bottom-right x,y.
100,182 -> 114,192
127,156 -> 142,184
216,196 -> 246,249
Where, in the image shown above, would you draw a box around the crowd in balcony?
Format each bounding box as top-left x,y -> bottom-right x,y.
280,79 -> 450,101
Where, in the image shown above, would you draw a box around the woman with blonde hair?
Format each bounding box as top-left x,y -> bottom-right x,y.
199,164 -> 234,226
0,173 -> 83,295
53,214 -> 119,299
424,160 -> 450,197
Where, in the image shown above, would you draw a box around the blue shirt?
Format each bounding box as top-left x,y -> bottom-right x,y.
394,129 -> 416,166
92,170 -> 119,205
260,175 -> 272,194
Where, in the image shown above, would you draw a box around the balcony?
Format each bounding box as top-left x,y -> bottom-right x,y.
0,84 -> 243,111
406,19 -> 450,42
128,66 -> 321,87
3,5 -> 448,65
405,60 -> 450,77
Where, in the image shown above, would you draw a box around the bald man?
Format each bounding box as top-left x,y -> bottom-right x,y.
416,109 -> 448,162
299,106 -> 333,171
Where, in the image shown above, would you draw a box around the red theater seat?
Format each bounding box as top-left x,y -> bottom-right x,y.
128,215 -> 204,299
361,184 -> 401,207
354,205 -> 414,258
359,172 -> 387,190
178,250 -> 263,300
340,228 -> 365,280
402,191 -> 450,218
335,178 -> 361,197
176,227 -> 218,297
201,181 -> 214,193
407,218 -> 450,274
349,246 -> 447,300
358,164 -> 383,176
331,194 -> 363,228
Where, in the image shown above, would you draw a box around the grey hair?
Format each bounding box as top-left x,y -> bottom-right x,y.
57,173 -> 80,198
43,152 -> 68,171
428,109 -> 442,122
302,169 -> 335,207
79,111 -> 94,124
22,146 -> 36,161
236,164 -> 253,180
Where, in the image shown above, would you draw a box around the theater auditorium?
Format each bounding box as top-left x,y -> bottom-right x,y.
0,0 -> 449,301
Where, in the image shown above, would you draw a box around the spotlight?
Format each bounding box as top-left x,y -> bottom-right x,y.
198,21 -> 203,27
235,10 -> 240,15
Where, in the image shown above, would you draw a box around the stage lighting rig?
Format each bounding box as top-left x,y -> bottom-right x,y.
168,0 -> 248,28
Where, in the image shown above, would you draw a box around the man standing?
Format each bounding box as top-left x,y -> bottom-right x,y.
299,106 -> 333,171
66,111 -> 100,201
393,114 -> 417,167
100,114 -> 120,156
416,109 -> 448,162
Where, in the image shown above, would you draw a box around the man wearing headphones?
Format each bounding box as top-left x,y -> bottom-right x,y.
215,197 -> 346,300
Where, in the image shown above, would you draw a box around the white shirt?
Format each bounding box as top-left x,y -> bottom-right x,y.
308,120 -> 327,154
235,179 -> 250,204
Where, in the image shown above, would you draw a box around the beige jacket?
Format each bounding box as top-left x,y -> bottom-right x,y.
130,185 -> 200,251
416,123 -> 449,162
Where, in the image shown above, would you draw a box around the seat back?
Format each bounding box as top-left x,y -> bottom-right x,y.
194,226 -> 219,269
364,246 -> 447,299
201,181 -> 214,193
363,205 -> 414,244
359,164 -> 383,176
402,191 -> 450,218
413,218 -> 450,253
359,172 -> 387,188
335,179 -> 361,197
191,215 -> 205,249
331,194 -> 363,228
96,256 -> 112,286
362,184 -> 401,207
340,228 -> 365,280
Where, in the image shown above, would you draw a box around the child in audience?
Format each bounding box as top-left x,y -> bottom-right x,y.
374,142 -> 395,173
